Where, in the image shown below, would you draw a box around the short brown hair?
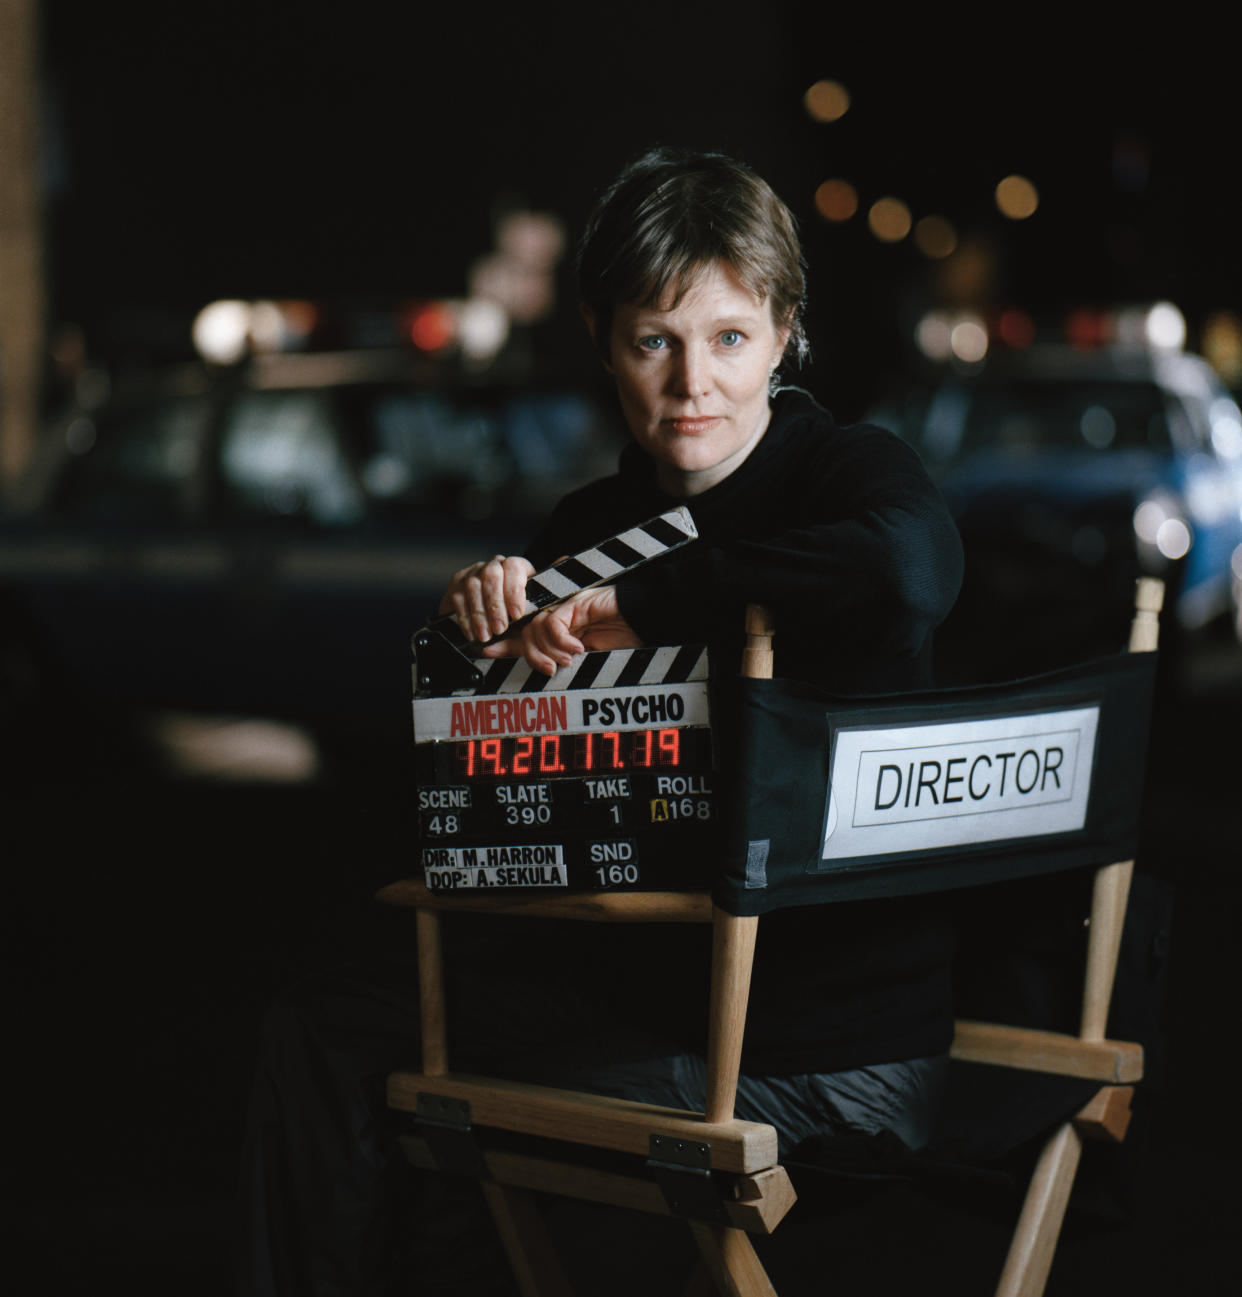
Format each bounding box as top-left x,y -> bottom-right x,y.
575,147 -> 808,368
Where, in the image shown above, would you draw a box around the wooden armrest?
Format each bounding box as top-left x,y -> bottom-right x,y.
396,1137 -> 797,1234
377,880 -> 714,924
950,1020 -> 1143,1084
388,1070 -> 779,1174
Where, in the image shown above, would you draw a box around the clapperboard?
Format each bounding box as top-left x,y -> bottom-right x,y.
411,508 -> 718,894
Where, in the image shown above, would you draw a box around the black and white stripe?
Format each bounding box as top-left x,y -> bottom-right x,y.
519,506 -> 697,613
412,507 -> 699,696
457,643 -> 709,697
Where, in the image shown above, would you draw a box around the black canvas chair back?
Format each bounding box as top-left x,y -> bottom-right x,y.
380,578 -> 1164,1297
713,626 -> 1156,914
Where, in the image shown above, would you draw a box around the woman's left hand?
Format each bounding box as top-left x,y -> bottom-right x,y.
481,586 -> 642,675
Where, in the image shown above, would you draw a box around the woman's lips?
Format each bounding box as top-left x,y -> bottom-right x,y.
666,416 -> 722,434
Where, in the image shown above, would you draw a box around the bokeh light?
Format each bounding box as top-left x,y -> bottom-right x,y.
995,175 -> 1039,219
916,313 -> 953,362
1066,308 -> 1111,350
950,318 -> 989,364
915,311 -> 989,364
914,215 -> 957,259
407,302 -> 456,352
1202,311 -> 1242,385
1115,302 -> 1187,352
1155,518 -> 1192,561
868,197 -> 912,243
814,179 -> 858,222
1145,302 -> 1187,351
997,309 -> 1036,349
192,300 -> 251,364
804,79 -> 851,123
1134,497 -> 1193,561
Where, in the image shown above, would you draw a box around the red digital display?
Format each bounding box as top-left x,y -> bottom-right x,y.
454,728 -> 684,779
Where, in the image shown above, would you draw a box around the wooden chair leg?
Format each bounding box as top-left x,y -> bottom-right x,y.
481,1181 -> 576,1297
689,1223 -> 778,1297
995,1122 -> 1084,1297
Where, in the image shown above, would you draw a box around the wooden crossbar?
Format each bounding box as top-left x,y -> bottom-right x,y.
950,1021 -> 1144,1084
388,1071 -> 779,1175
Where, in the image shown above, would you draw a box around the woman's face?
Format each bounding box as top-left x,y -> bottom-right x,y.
594,260 -> 790,497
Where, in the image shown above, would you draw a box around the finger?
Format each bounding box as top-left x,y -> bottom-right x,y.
519,628 -> 566,678
444,582 -> 476,641
525,609 -> 584,673
454,572 -> 488,643
478,635 -> 526,660
439,563 -> 475,615
439,562 -> 485,639
503,557 -> 535,621
478,556 -> 511,638
461,561 -> 505,643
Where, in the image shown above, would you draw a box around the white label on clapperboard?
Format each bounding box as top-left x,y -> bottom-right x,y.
414,679 -> 710,742
423,843 -> 566,889
821,706 -> 1099,861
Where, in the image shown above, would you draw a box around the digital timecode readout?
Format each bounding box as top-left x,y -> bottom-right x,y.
445,727 -> 697,780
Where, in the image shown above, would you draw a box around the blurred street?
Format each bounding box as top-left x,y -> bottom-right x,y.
9,625 -> 1239,1295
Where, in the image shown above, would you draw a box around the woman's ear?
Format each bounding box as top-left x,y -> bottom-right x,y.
773,317 -> 793,370
580,304 -> 613,373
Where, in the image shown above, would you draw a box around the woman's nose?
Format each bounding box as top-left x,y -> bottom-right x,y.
672,344 -> 712,398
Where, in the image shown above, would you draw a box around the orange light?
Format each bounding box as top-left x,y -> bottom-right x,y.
914,215 -> 957,260
814,178 -> 858,222
1202,310 -> 1242,385
804,80 -> 851,123
995,175 -> 1039,220
868,197 -> 912,243
408,303 -> 455,351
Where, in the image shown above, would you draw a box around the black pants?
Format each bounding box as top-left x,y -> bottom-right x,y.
236,908 -> 947,1296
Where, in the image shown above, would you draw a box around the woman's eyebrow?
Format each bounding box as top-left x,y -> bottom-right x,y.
625,311 -> 764,332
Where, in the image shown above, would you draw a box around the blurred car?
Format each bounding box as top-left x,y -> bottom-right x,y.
879,345 -> 1242,679
0,347 -> 625,768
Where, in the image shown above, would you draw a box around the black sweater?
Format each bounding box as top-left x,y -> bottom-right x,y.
525,388 -> 965,1074
528,387 -> 962,695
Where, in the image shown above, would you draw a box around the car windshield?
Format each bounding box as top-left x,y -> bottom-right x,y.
46,374 -> 621,530
924,379 -> 1176,462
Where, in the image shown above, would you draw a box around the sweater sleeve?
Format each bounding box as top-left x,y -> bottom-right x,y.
614,427 -> 964,664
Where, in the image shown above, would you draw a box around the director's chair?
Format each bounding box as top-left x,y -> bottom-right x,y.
380,577 -> 1163,1296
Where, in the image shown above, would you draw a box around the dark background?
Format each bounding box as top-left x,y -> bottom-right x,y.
40,5 -> 1241,418
16,5 -> 1240,1293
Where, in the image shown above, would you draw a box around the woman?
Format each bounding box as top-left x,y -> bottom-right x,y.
439,143 -> 963,1125
240,147 -> 963,1296
445,147 -> 959,694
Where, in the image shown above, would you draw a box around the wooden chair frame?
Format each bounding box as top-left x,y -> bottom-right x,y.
381,577 -> 1163,1297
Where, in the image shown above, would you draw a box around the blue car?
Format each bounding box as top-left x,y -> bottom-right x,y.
882,346 -> 1242,679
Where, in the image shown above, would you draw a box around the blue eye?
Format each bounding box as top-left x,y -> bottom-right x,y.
637,336 -> 666,351
720,330 -> 742,347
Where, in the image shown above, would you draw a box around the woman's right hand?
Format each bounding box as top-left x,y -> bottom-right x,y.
439,555 -> 536,645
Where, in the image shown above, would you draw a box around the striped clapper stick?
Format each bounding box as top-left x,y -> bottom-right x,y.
518,506 -> 698,615
413,506 -> 698,698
